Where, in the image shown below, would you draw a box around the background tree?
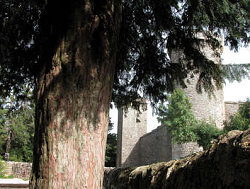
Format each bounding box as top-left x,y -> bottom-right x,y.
0,0 -> 250,188
158,90 -> 249,150
0,109 -> 8,155
194,121 -> 222,150
158,89 -> 199,143
105,119 -> 117,167
223,99 -> 250,132
0,157 -> 5,177
0,87 -> 34,162
157,89 -> 222,150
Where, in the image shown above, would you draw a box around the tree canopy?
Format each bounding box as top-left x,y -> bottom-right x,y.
1,1 -> 250,187
1,0 -> 250,107
158,90 -> 249,150
0,87 -> 34,162
158,89 -> 199,143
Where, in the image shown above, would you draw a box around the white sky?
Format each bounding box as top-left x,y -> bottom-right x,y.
110,45 -> 250,133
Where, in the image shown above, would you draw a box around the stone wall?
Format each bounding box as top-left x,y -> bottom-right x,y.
5,161 -> 32,178
122,126 -> 172,167
170,33 -> 225,128
224,101 -> 241,122
172,142 -> 203,160
103,129 -> 250,189
138,126 -> 172,165
181,74 -> 225,128
116,102 -> 148,167
118,125 -> 202,167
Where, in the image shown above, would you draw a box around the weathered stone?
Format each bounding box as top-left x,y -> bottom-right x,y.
224,101 -> 242,122
103,129 -> 250,189
5,161 -> 32,179
117,101 -> 148,167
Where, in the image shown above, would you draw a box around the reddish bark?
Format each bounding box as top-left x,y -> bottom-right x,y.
30,0 -> 122,188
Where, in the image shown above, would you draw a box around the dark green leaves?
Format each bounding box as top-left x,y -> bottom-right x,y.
1,0 -> 249,107
0,0 -> 40,98
222,64 -> 250,82
114,0 -> 250,107
157,89 -> 199,143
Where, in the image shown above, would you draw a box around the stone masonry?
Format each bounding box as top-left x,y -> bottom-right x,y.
170,33 -> 225,128
116,33 -> 244,167
180,74 -> 225,128
104,130 -> 250,189
116,101 -> 148,167
4,161 -> 32,178
118,125 -> 172,167
116,99 -> 242,167
224,101 -> 242,122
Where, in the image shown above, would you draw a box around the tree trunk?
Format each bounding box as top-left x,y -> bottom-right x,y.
5,129 -> 11,154
30,0 -> 122,188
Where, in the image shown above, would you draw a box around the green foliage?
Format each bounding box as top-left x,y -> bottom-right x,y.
0,109 -> 8,153
158,91 -> 250,150
105,120 -> 117,167
0,158 -> 6,177
195,121 -> 222,150
223,99 -> 250,132
158,89 -> 222,149
158,89 -> 199,143
0,0 -> 39,100
1,0 -> 250,108
113,0 -> 250,107
0,91 -> 34,162
105,133 -> 117,167
0,174 -> 15,179
222,64 -> 250,83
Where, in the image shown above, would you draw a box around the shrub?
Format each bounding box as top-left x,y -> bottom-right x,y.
195,121 -> 222,150
158,92 -> 249,150
223,99 -> 249,133
0,157 -> 6,177
158,89 -> 199,144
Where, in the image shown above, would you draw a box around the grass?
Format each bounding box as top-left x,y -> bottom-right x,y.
0,174 -> 14,179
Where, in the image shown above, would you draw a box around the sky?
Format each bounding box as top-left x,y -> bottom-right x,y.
110,45 -> 250,133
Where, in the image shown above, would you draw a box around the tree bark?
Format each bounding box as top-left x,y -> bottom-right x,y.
30,0 -> 122,188
5,129 -> 11,154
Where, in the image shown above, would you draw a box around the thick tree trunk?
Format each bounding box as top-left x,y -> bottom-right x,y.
30,0 -> 122,188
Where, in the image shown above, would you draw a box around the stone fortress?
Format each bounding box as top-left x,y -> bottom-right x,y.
116,33 -> 244,167
116,100 -> 242,167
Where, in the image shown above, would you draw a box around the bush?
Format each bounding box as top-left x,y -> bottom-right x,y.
195,121 -> 222,150
158,89 -> 199,144
0,157 -> 6,177
158,89 -> 222,149
105,133 -> 117,167
224,113 -> 249,132
158,92 -> 249,150
223,99 -> 249,133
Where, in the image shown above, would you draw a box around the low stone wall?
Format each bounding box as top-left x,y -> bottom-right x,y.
103,129 -> 250,189
5,161 -> 32,179
172,142 -> 203,160
122,126 -> 172,167
122,126 -> 203,167
224,101 -> 242,122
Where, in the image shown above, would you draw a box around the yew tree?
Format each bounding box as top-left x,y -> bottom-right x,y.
0,0 -> 250,188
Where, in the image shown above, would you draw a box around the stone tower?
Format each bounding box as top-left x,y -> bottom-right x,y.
115,33 -> 228,168
116,101 -> 147,167
170,33 -> 225,128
